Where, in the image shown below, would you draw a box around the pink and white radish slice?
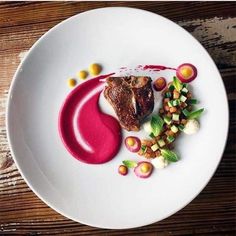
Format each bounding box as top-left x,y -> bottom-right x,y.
153,77 -> 167,91
134,161 -> 153,178
125,136 -> 141,153
176,63 -> 197,83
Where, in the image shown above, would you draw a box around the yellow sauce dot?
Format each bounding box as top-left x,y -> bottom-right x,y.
77,70 -> 88,80
89,63 -> 102,76
141,163 -> 150,173
127,138 -> 135,146
156,78 -> 165,86
180,66 -> 193,79
119,165 -> 127,175
67,78 -> 77,88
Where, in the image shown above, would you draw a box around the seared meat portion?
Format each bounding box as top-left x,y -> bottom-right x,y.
104,76 -> 154,131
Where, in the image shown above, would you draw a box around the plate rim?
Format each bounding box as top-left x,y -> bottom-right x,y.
6,7 -> 229,229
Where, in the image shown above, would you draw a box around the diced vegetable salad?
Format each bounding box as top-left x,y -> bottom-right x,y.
120,68 -> 204,179
138,76 -> 204,161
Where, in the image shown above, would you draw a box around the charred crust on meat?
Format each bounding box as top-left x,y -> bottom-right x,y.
104,76 -> 154,131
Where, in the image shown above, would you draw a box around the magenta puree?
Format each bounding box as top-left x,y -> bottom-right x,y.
142,65 -> 176,71
59,74 -> 122,164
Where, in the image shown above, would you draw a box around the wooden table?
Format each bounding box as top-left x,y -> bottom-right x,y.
0,2 -> 235,235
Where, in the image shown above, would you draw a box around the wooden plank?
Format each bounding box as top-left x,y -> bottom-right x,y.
0,2 -> 235,235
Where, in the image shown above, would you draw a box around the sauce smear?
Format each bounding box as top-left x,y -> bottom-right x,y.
142,65 -> 176,71
59,73 -> 122,164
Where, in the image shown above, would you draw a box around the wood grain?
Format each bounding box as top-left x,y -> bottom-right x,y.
0,2 -> 236,235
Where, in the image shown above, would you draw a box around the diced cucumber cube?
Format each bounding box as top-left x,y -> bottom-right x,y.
168,101 -> 173,107
183,83 -> 188,88
165,92 -> 172,98
180,95 -> 187,102
151,143 -> 159,152
182,108 -> 190,117
181,87 -> 188,94
167,136 -> 175,143
172,113 -> 179,121
158,139 -> 165,147
171,125 -> 178,133
141,145 -> 147,153
173,99 -> 180,106
164,116 -> 172,125
178,124 -> 185,131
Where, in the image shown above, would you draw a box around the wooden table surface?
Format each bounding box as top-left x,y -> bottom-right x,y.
0,2 -> 236,235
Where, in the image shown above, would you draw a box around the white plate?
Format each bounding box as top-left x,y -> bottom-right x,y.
7,8 -> 228,229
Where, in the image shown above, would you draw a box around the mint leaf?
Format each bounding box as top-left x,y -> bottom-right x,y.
161,149 -> 180,162
173,76 -> 182,92
122,160 -> 138,168
149,133 -> 155,138
187,108 -> 204,119
151,115 -> 164,136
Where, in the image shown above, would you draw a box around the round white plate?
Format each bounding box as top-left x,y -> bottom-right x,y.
7,7 -> 228,229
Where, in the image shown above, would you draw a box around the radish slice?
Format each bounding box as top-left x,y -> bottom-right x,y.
134,161 -> 153,178
176,63 -> 197,83
125,136 -> 141,153
153,77 -> 167,91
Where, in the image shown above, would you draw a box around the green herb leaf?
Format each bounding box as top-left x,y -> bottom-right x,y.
168,84 -> 175,91
188,99 -> 198,105
173,76 -> 183,92
149,133 -> 155,139
161,149 -> 180,162
187,108 -> 204,119
122,160 -> 138,168
151,115 -> 164,136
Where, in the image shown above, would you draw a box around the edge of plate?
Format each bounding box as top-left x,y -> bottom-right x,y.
6,7 -> 229,229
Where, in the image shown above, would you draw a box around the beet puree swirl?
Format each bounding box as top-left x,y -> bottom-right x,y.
59,73 -> 122,164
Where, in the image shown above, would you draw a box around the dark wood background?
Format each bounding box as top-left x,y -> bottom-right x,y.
0,2 -> 235,235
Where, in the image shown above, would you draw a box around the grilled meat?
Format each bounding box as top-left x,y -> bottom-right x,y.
104,76 -> 154,131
